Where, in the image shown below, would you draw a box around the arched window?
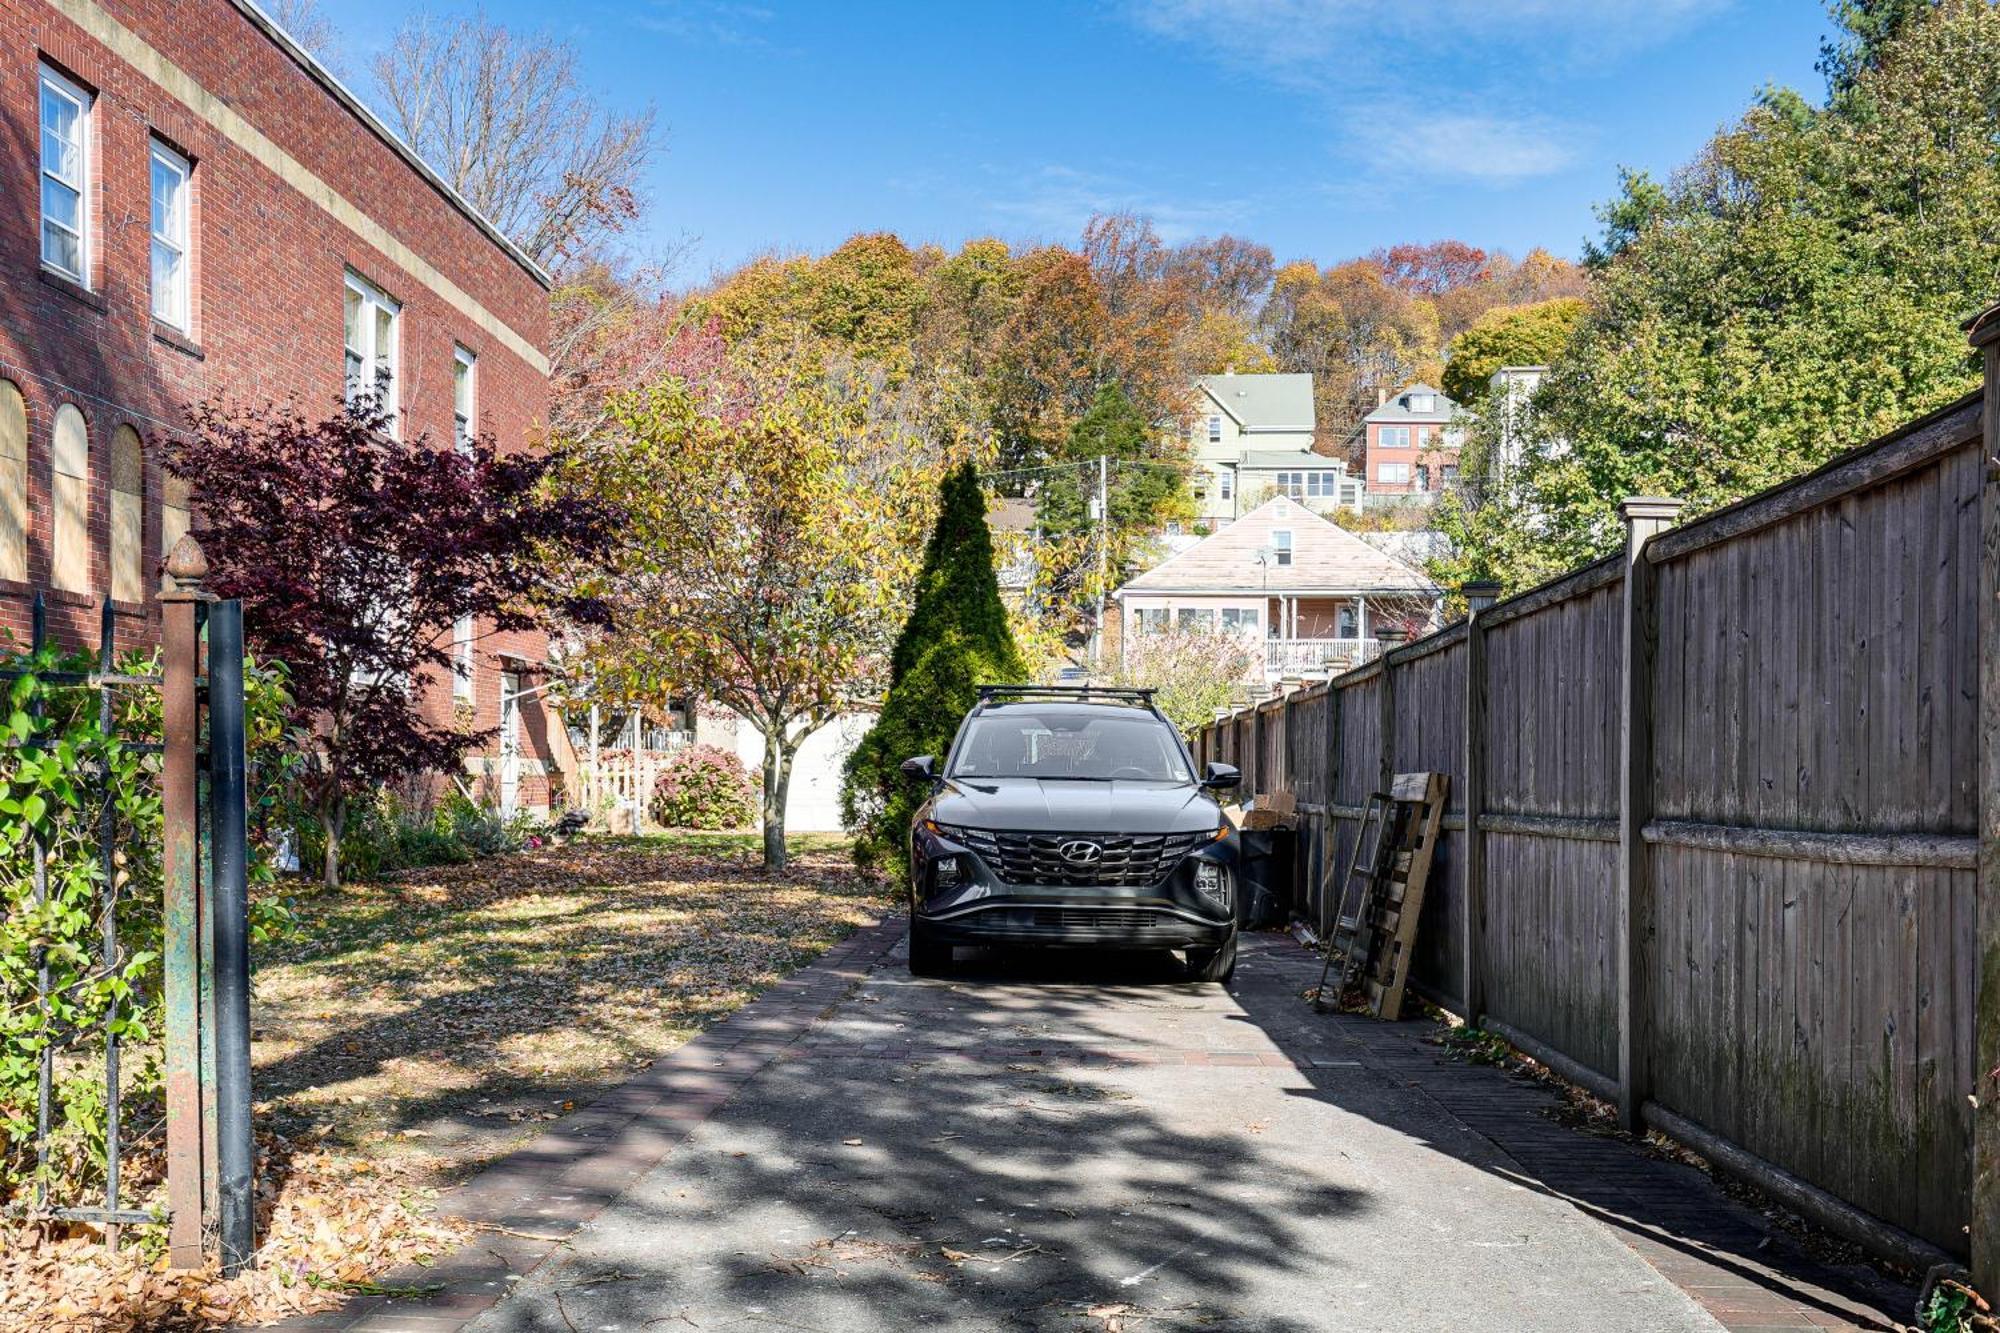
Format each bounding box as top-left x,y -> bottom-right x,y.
161,463 -> 191,591
110,426 -> 144,603
51,404 -> 89,593
0,382 -> 25,584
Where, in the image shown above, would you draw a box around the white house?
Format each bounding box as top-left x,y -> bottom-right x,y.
1175,372 -> 1360,528
1113,496 -> 1443,682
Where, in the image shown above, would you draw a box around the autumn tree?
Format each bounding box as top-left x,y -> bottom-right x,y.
564,336 -> 965,870
165,398 -> 612,887
1440,298 -> 1588,404
371,10 -> 656,273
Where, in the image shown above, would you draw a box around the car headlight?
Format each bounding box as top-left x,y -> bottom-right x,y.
1194,859 -> 1228,908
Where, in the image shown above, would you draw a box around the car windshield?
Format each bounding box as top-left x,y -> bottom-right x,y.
949,709 -> 1193,783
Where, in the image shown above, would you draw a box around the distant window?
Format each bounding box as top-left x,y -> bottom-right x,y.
1179,417 -> 1192,443
1306,472 -> 1339,498
40,67 -> 91,283
453,614 -> 475,701
1275,471 -> 1303,499
1177,607 -> 1216,631
344,272 -> 401,425
1341,481 -> 1363,506
1272,530 -> 1293,566
1378,463 -> 1410,484
1415,464 -> 1431,492
1139,607 -> 1169,633
1207,415 -> 1222,443
1338,606 -> 1358,638
1409,393 -> 1436,412
1378,426 -> 1411,449
1442,464 -> 1459,487
150,142 -> 191,330
1218,470 -> 1233,500
1220,607 -> 1259,633
453,345 -> 477,453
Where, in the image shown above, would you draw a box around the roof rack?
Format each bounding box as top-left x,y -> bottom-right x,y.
976,684 -> 1158,704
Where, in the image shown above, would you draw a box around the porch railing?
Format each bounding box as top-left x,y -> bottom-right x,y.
1264,637 -> 1381,676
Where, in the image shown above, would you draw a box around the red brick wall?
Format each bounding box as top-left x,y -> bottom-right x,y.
1364,422 -> 1460,496
0,0 -> 560,805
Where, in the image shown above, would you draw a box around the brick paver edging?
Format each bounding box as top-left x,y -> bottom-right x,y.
260,914 -> 909,1332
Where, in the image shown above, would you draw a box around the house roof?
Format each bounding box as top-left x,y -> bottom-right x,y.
1365,383 -> 1460,424
1196,373 -> 1315,433
1115,497 -> 1437,597
1237,450 -> 1348,470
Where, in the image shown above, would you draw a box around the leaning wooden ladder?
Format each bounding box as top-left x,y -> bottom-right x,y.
1314,771 -> 1450,1019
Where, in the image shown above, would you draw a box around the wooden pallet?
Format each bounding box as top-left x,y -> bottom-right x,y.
1315,771 -> 1449,1019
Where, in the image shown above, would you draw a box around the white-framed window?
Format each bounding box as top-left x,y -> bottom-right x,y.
1341,481 -> 1364,507
1176,607 -> 1216,631
1306,472 -> 1340,498
343,272 -> 401,425
452,613 -> 475,701
1138,607 -> 1169,634
1218,469 -> 1233,500
1415,464 -> 1432,492
1220,607 -> 1259,633
1272,530 -> 1293,566
1410,393 -> 1436,412
453,345 -> 477,453
1442,464 -> 1459,487
1207,415 -> 1222,443
39,66 -> 91,283
1379,462 -> 1411,484
150,141 -> 191,330
1378,425 -> 1411,449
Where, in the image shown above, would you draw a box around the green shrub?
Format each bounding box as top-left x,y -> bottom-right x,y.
842,463 -> 1024,879
1,644 -> 298,1203
649,744 -> 757,830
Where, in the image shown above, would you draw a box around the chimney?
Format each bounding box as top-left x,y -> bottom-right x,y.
1376,386 -> 1389,408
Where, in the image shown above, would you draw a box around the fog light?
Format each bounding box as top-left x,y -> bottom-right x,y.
1195,860 -> 1227,907
935,855 -> 963,888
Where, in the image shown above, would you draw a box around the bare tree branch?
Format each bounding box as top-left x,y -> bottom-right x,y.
371,8 -> 659,273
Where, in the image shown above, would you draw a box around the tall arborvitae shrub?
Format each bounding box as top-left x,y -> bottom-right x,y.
842,463 -> 1024,878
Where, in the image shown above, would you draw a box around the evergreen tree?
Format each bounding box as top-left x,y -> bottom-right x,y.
842,463 -> 1025,877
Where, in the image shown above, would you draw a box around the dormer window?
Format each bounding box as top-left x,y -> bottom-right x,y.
1409,392 -> 1436,413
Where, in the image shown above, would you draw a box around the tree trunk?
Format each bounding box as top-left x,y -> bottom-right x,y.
761,736 -> 791,872
320,797 -> 346,890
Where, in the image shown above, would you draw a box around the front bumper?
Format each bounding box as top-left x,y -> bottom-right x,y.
910,825 -> 1238,951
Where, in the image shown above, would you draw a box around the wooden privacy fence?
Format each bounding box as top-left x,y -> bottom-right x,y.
1193,383 -> 1996,1278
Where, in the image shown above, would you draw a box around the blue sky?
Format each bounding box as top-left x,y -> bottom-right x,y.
318,1 -> 1835,281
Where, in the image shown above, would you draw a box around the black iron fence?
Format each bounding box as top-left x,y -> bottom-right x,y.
2,536 -> 254,1273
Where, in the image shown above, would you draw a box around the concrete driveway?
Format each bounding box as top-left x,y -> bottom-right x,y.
453,931 -> 1906,1333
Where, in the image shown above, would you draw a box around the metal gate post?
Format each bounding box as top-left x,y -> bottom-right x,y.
159,535 -> 212,1269
207,598 -> 255,1273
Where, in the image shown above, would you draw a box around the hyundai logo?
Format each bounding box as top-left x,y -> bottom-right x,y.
1058,840 -> 1104,865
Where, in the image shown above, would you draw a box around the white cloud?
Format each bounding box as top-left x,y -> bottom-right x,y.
898,163 -> 1261,245
1122,0 -> 1723,186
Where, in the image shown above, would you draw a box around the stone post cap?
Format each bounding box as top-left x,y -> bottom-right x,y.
1461,579 -> 1504,610
159,534 -> 215,603
1618,496 -> 1686,524
1375,625 -> 1410,644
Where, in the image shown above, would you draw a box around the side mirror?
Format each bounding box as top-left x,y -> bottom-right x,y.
900,755 -> 936,782
1202,762 -> 1240,791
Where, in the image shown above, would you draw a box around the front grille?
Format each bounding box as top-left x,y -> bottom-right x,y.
953,829 -> 1203,888
1029,908 -> 1164,930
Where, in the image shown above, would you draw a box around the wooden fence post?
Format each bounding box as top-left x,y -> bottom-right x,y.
1616,498 -> 1683,1134
159,536 -> 213,1270
1459,581 -> 1503,1026
1973,316 -> 2000,1294
1376,627 -> 1407,794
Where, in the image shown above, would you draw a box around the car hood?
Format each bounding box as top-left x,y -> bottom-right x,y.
932,777 -> 1222,834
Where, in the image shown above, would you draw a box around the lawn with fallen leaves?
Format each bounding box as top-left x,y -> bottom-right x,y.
2,832 -> 892,1330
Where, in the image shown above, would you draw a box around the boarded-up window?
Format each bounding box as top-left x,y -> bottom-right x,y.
51,404 -> 88,592
161,464 -> 191,591
0,382 -> 25,583
110,426 -> 144,603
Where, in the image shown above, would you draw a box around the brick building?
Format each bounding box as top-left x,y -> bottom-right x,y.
1362,383 -> 1464,498
0,0 -> 563,812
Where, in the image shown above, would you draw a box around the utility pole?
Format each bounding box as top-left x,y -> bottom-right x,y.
1092,454 -> 1108,668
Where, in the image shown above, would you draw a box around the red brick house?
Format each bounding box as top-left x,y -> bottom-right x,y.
0,0 -> 562,813
1363,383 -> 1464,498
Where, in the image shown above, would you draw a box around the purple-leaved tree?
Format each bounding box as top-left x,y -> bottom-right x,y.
165,397 -> 613,887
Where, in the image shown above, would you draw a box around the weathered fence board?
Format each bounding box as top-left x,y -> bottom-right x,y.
1191,391 -> 1986,1265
